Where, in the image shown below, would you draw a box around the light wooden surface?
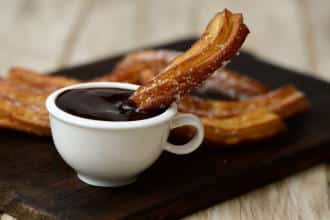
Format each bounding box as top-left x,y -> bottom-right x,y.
0,0 -> 329,219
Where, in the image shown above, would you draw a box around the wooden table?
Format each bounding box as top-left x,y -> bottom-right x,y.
1,1 -> 329,219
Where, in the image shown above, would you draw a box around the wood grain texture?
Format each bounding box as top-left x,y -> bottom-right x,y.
1,214 -> 15,220
0,0 -> 329,219
184,166 -> 329,220
67,0 -> 143,66
0,0 -> 84,75
300,0 -> 330,81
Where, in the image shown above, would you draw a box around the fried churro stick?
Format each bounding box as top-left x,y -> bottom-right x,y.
130,9 -> 249,110
198,69 -> 268,99
95,50 -> 179,84
0,110 -> 50,136
97,50 -> 268,100
0,66 -> 304,144
0,80 -> 49,132
179,85 -> 308,119
202,108 -> 286,145
170,108 -> 286,145
9,67 -> 79,92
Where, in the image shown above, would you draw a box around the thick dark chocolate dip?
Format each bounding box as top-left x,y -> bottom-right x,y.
56,88 -> 165,121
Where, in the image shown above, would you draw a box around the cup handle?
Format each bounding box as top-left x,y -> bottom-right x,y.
163,114 -> 204,155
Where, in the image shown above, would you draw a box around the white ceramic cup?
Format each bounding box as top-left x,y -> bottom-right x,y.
46,82 -> 204,187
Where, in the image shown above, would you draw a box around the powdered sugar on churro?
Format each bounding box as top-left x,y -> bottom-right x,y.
130,9 -> 249,110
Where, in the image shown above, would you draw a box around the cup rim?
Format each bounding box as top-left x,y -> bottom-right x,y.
46,82 -> 177,130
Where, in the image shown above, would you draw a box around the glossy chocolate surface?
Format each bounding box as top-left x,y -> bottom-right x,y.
56,88 -> 165,121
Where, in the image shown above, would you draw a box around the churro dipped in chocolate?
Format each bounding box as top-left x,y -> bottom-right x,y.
129,9 -> 249,110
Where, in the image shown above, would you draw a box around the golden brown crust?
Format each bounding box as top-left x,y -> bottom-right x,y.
0,68 -> 76,135
202,109 -> 286,145
94,50 -> 179,84
130,9 -> 250,110
170,109 -> 286,145
9,67 -> 79,92
0,67 -> 307,143
179,85 -> 308,119
199,69 -> 268,99
0,67 -> 307,142
0,68 -> 77,135
96,50 -> 269,100
0,110 -> 50,136
0,79 -> 50,134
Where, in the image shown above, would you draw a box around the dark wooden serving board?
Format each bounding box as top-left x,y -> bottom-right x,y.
1,38 -> 330,220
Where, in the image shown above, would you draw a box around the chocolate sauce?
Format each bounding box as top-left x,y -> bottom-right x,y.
56,88 -> 165,121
